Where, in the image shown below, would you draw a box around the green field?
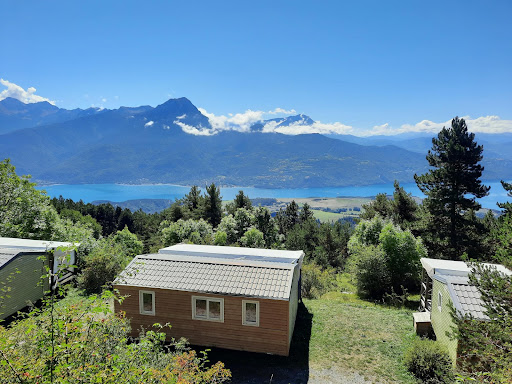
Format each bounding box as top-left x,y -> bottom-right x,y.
210,291 -> 418,383
303,293 -> 416,383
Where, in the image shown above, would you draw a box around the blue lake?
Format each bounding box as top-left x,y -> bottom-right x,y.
37,181 -> 511,210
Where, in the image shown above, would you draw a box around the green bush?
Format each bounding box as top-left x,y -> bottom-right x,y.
347,244 -> 391,300
404,338 -> 453,384
301,262 -> 336,299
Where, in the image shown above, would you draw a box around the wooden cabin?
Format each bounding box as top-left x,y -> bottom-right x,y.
415,257 -> 511,364
114,244 -> 304,356
0,237 -> 76,320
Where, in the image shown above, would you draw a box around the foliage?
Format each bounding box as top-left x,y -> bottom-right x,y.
275,200 -> 301,235
161,219 -> 214,246
361,193 -> 393,221
59,208 -> 103,238
349,215 -> 386,247
301,263 -> 336,299
360,181 -> 418,230
497,180 -> 512,216
0,290 -> 231,383
233,208 -> 256,239
348,217 -> 425,299
313,221 -> 352,269
214,230 -> 228,246
492,181 -> 512,269
226,190 -> 252,215
0,159 -> 96,243
203,183 -> 223,227
414,117 -> 490,260
217,215 -> 238,244
404,338 -> 453,384
451,264 -> 512,382
379,223 -> 425,291
77,238 -> 132,294
347,244 -> 391,299
239,228 -> 265,248
112,226 -> 144,257
253,206 -> 279,247
0,159 -> 61,240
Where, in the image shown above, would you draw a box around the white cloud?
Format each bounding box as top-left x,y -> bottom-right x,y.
101,98 -> 107,103
261,120 -> 353,135
0,79 -> 55,105
197,107 -> 300,134
144,121 -> 154,127
176,114 -> 186,120
360,116 -> 512,136
267,108 -> 296,115
174,120 -> 214,136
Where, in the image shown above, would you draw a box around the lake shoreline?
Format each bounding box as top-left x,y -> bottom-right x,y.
36,181 -> 511,210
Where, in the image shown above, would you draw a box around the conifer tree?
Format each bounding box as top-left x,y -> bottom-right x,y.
203,183 -> 223,227
414,117 -> 490,260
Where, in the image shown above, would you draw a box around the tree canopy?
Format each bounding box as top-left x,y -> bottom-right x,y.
414,117 -> 490,260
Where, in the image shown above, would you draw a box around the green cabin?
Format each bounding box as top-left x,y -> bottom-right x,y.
0,237 -> 75,321
415,258 -> 512,365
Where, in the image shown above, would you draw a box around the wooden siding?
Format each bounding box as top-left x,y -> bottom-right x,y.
0,253 -> 48,320
431,279 -> 458,366
114,285 -> 291,356
288,265 -> 300,345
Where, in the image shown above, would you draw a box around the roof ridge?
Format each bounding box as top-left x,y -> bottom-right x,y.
137,253 -> 295,270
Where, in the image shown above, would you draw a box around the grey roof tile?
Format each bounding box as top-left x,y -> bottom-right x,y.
116,254 -> 295,300
451,283 -> 488,320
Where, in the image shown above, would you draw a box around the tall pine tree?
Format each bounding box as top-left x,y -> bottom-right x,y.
414,117 -> 489,260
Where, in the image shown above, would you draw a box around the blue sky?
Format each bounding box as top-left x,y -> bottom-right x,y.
2,0 -> 512,136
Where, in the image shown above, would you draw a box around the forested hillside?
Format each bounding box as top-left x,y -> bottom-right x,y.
1,118 -> 511,383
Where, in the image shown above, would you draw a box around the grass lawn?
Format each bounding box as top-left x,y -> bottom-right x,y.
304,292 -> 416,383
311,208 -> 347,222
206,292 -> 417,383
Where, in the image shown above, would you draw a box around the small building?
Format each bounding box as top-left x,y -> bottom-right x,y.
415,257 -> 512,364
0,237 -> 76,320
114,244 -> 304,356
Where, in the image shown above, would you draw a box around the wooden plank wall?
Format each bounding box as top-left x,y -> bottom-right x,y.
114,285 -> 291,356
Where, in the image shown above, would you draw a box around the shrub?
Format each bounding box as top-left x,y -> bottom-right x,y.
77,238 -> 131,294
347,244 -> 391,300
214,230 -> 228,246
404,338 -> 453,384
0,290 -> 231,383
239,227 -> 265,248
113,226 -> 144,257
301,263 -> 336,299
161,218 -> 213,246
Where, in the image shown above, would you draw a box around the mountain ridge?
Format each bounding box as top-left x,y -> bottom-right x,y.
1,97 -> 510,188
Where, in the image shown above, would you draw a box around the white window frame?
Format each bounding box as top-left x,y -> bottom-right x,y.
139,290 -> 155,316
242,300 -> 260,327
438,291 -> 442,312
191,296 -> 224,323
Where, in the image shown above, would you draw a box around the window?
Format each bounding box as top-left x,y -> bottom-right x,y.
139,290 -> 155,315
192,296 -> 224,322
242,300 -> 259,326
438,291 -> 442,312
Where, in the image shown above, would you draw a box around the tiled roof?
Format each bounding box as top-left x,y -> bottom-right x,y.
115,254 -> 296,300
450,282 -> 488,320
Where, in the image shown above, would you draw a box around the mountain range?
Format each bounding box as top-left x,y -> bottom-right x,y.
0,97 -> 510,188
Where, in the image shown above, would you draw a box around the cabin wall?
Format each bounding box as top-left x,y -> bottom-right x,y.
0,253 -> 47,320
114,285 -> 291,356
288,264 -> 300,347
431,279 -> 458,365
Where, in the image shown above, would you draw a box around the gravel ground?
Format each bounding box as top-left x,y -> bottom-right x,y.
225,365 -> 378,384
